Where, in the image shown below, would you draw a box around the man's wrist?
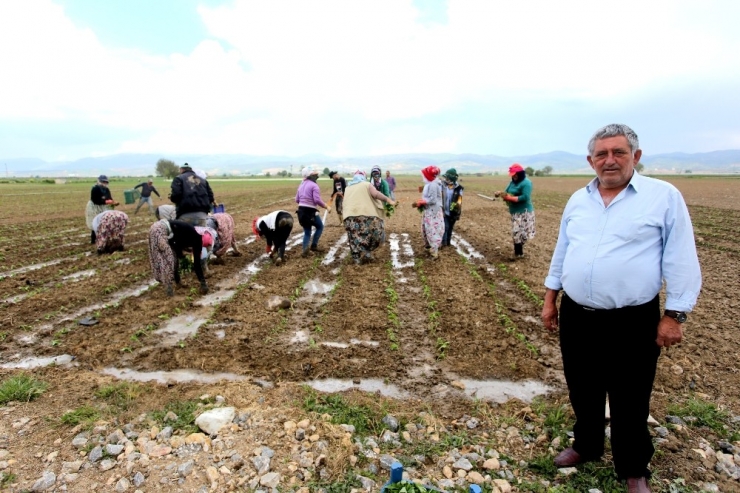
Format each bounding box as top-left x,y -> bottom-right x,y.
664,310 -> 688,323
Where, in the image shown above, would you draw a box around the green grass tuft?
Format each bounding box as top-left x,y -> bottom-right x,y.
0,374 -> 48,404
149,400 -> 200,433
302,387 -> 385,436
61,406 -> 100,427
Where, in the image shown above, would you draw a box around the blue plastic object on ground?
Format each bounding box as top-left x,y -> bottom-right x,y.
212,204 -> 225,213
381,461 -> 482,493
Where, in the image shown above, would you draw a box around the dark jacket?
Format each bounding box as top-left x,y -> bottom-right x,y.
134,182 -> 161,198
167,220 -> 205,283
259,211 -> 293,249
90,184 -> 112,205
443,183 -> 464,220
170,170 -> 214,216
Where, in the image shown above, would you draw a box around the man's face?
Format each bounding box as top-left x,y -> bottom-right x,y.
587,136 -> 642,190
372,172 -> 380,179
385,171 -> 390,178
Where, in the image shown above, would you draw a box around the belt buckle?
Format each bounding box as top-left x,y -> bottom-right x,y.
582,306 -> 596,312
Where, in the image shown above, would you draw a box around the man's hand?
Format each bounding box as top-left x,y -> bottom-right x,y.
541,288 -> 560,332
656,316 -> 683,347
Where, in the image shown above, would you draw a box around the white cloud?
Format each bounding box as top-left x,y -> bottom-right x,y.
0,0 -> 739,158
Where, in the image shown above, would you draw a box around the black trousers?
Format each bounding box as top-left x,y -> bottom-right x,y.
443,215 -> 457,246
168,220 -> 205,284
559,293 -> 661,479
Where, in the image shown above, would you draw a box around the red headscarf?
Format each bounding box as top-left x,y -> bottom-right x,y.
421,166 -> 441,182
201,231 -> 213,248
252,217 -> 262,237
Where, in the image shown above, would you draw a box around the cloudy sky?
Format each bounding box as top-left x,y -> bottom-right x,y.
1,0 -> 739,162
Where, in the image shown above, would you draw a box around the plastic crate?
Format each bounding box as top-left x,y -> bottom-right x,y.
381,462 -> 482,493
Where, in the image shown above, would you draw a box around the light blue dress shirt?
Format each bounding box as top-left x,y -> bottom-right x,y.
545,172 -> 701,311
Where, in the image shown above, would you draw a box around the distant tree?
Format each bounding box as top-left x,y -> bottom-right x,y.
287,172 -> 293,178
265,171 -> 271,177
322,167 -> 331,176
156,159 -> 179,179
534,169 -> 544,177
542,166 -> 553,176
525,166 -> 535,176
278,170 -> 288,177
685,169 -> 692,174
635,162 -> 645,173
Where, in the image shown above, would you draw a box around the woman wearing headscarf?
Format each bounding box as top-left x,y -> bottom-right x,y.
253,211 -> 294,266
413,166 -> 444,260
85,175 -> 118,244
194,225 -> 217,274
148,219 -> 210,296
499,163 -> 535,258
92,210 -> 128,254
369,165 -> 391,198
207,212 -> 241,262
343,170 -> 397,264
148,219 -> 178,296
155,204 -> 177,221
442,168 -> 464,248
295,167 -> 331,257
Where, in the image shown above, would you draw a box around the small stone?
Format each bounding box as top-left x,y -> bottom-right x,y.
88,446 -> 103,463
665,415 -> 686,426
466,418 -> 480,429
106,444 -> 124,456
442,465 -> 453,479
261,447 -> 275,458
205,466 -> 219,483
356,475 -> 376,491
588,489 -> 603,493
718,441 -> 735,454
457,469 -> 467,478
61,460 -> 83,473
115,477 -> 130,492
252,456 -> 271,475
195,407 -> 236,436
157,426 -> 173,440
266,295 -> 292,311
402,431 -> 412,443
295,429 -> 306,441
260,472 -> 280,488
149,445 -> 172,457
284,421 -> 297,432
453,458 -> 473,471
30,471 -> 56,491
483,458 -> 500,470
379,454 -> 396,470
702,483 -> 720,492
647,414 -> 660,426
551,436 -> 561,449
178,460 -> 194,477
72,433 -> 88,449
297,419 -> 310,429
493,478 -> 512,493
654,427 -> 669,438
382,415 -> 399,432
558,467 -> 578,476
467,471 -> 485,484
451,380 -> 466,390
133,472 -> 146,487
340,424 -> 356,433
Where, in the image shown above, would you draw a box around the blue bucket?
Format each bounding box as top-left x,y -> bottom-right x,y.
212,204 -> 225,214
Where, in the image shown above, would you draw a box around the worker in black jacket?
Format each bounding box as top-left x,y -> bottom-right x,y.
167,220 -> 209,294
134,179 -> 161,215
170,163 -> 215,227
85,175 -> 118,244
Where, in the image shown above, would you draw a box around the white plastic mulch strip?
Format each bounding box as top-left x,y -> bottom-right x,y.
321,234 -> 348,265
389,233 -> 415,269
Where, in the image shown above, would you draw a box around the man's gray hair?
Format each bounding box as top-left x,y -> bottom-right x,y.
587,124 -> 640,156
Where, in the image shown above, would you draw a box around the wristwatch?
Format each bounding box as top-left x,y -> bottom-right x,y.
664,310 -> 688,323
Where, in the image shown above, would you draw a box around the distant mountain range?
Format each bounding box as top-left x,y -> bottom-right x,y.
3,150 -> 740,177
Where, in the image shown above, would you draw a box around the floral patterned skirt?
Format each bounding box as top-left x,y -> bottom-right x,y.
211,213 -> 235,257
511,211 -> 536,244
96,211 -> 128,253
344,215 -> 384,258
422,208 -> 444,253
149,222 -> 176,285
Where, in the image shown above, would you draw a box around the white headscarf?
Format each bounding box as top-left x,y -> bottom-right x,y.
194,169 -> 207,180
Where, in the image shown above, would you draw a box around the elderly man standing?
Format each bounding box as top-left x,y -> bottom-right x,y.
541,124 -> 701,493
170,162 -> 215,227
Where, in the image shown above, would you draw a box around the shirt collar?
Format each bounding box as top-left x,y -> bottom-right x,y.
586,169 -> 640,194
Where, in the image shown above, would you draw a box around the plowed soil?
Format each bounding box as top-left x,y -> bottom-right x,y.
1,175 -> 739,490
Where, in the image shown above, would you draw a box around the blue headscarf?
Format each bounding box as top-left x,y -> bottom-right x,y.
347,170 -> 367,187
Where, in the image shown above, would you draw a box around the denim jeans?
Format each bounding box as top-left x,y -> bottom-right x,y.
443,215 -> 456,246
302,213 -> 324,250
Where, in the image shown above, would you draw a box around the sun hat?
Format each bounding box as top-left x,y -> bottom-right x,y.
302,166 -> 319,179
444,168 -> 458,181
180,162 -> 192,169
98,175 -> 109,183
421,166 -> 441,182
508,163 -> 525,176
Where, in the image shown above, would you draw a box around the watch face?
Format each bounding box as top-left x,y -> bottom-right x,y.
677,312 -> 688,323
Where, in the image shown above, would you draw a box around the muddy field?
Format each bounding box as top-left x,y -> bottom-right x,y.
1,174 -> 740,491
